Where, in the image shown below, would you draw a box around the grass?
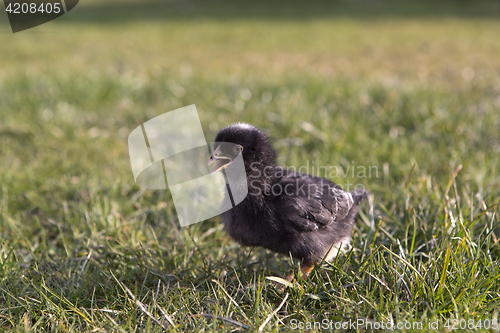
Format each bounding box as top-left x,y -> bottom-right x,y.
1,0 -> 500,331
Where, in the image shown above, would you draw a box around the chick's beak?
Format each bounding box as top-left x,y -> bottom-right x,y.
208,146 -> 233,175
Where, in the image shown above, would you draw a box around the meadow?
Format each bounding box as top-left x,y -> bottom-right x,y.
0,0 -> 499,331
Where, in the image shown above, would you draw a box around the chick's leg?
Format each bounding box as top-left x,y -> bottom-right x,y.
300,265 -> 314,279
284,265 -> 314,282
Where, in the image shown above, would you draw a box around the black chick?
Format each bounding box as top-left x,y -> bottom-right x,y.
209,123 -> 368,280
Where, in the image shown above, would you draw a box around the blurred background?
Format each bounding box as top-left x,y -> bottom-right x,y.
2,0 -> 499,184
1,0 -> 499,330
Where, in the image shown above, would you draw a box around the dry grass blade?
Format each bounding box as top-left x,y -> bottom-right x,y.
365,272 -> 391,292
153,280 -> 175,327
197,313 -> 250,329
265,276 -> 295,289
405,163 -> 417,191
258,293 -> 289,332
211,279 -> 251,322
121,283 -> 171,330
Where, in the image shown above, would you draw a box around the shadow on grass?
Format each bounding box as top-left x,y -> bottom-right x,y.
63,0 -> 500,24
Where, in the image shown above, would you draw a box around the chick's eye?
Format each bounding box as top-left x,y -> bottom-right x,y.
233,145 -> 243,154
